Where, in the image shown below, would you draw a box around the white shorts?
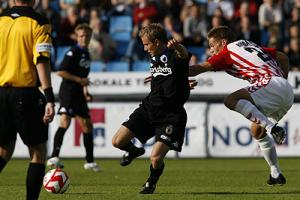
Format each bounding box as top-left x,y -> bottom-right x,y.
248,76 -> 294,122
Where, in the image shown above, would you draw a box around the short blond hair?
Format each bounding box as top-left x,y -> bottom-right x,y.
74,23 -> 92,35
139,23 -> 168,44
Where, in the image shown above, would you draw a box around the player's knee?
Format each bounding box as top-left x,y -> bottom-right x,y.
28,143 -> 47,164
251,123 -> 266,139
111,135 -> 121,148
224,96 -> 236,110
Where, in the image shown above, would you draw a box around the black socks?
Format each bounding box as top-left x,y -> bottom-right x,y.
51,127 -> 67,157
26,163 -> 45,200
83,133 -> 94,163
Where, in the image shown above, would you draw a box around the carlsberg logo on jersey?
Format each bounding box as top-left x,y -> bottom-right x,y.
150,54 -> 172,77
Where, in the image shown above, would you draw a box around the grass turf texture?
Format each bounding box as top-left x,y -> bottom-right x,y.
0,158 -> 300,200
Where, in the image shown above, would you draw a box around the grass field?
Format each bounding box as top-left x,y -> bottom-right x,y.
1,158 -> 300,200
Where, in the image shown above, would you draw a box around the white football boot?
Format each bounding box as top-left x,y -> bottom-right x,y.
47,157 -> 64,169
84,162 -> 101,172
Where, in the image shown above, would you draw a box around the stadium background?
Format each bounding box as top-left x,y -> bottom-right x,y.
2,0 -> 300,158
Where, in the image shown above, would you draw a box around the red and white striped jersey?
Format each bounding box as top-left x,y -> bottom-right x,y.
207,40 -> 284,92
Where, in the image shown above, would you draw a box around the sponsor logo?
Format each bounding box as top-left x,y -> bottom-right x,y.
66,51 -> 73,56
160,134 -> 171,142
11,13 -> 20,17
150,66 -> 172,77
36,43 -> 52,53
172,142 -> 179,148
80,58 -> 90,69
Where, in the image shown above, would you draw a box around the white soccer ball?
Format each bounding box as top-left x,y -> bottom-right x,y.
43,168 -> 70,194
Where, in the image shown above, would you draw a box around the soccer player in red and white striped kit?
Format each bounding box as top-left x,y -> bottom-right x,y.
189,26 -> 294,186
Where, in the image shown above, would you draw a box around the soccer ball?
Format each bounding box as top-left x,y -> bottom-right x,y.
43,168 -> 70,194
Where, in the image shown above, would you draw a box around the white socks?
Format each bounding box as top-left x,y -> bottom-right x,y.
234,99 -> 274,133
256,135 -> 281,178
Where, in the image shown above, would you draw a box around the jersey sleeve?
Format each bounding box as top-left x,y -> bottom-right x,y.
207,48 -> 232,71
59,48 -> 74,71
262,47 -> 276,58
33,23 -> 52,65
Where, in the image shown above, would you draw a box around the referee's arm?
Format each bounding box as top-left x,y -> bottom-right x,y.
36,59 -> 55,123
37,60 -> 52,89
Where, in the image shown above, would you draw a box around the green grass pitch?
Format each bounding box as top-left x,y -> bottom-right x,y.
0,158 -> 300,200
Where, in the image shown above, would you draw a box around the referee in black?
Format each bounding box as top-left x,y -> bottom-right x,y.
0,0 -> 55,200
112,23 -> 191,194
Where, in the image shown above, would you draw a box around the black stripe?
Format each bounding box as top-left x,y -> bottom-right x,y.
0,6 -> 49,26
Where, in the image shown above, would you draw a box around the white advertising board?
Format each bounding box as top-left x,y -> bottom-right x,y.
13,102 -> 206,158
51,71 -> 300,95
208,104 -> 300,157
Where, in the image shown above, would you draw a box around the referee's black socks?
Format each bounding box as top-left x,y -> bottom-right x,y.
26,163 -> 45,200
0,157 -> 7,172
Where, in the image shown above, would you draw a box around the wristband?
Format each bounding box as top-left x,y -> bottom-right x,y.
43,87 -> 55,103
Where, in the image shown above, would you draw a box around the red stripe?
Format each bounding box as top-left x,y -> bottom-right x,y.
229,51 -> 264,77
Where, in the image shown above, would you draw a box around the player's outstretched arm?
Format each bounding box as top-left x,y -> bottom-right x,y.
275,51 -> 289,79
189,61 -> 213,77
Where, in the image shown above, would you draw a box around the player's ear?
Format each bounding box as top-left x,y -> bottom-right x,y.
221,39 -> 227,46
154,39 -> 160,46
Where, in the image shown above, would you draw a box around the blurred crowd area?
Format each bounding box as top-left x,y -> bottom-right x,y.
1,0 -> 300,72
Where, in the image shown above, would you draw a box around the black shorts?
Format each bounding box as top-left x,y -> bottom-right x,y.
58,88 -> 89,118
122,105 -> 187,152
0,87 -> 48,146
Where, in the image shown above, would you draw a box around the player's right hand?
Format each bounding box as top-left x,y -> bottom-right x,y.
144,75 -> 152,84
79,78 -> 90,86
43,102 -> 55,124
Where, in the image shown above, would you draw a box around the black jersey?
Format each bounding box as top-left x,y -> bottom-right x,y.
142,49 -> 191,122
59,45 -> 91,92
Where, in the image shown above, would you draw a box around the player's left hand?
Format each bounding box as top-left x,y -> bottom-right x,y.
167,38 -> 178,49
189,79 -> 198,90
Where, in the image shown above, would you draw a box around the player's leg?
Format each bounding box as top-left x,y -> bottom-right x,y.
27,143 -> 47,200
251,123 -> 286,185
112,125 -> 145,166
76,116 -> 100,172
0,142 -> 15,172
140,141 -> 169,194
224,88 -> 285,144
15,88 -> 49,200
112,107 -> 149,166
47,114 -> 71,168
224,88 -> 275,130
0,88 -> 16,171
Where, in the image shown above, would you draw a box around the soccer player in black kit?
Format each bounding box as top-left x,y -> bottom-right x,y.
47,23 -> 100,172
112,23 -> 191,194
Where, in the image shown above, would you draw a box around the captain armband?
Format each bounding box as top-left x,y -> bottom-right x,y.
43,87 -> 55,103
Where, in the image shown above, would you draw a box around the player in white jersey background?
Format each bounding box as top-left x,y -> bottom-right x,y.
189,26 -> 294,186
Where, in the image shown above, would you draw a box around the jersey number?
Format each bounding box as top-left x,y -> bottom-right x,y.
244,47 -> 270,62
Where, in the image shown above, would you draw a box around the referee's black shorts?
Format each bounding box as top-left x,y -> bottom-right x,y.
122,105 -> 187,152
0,87 -> 48,146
